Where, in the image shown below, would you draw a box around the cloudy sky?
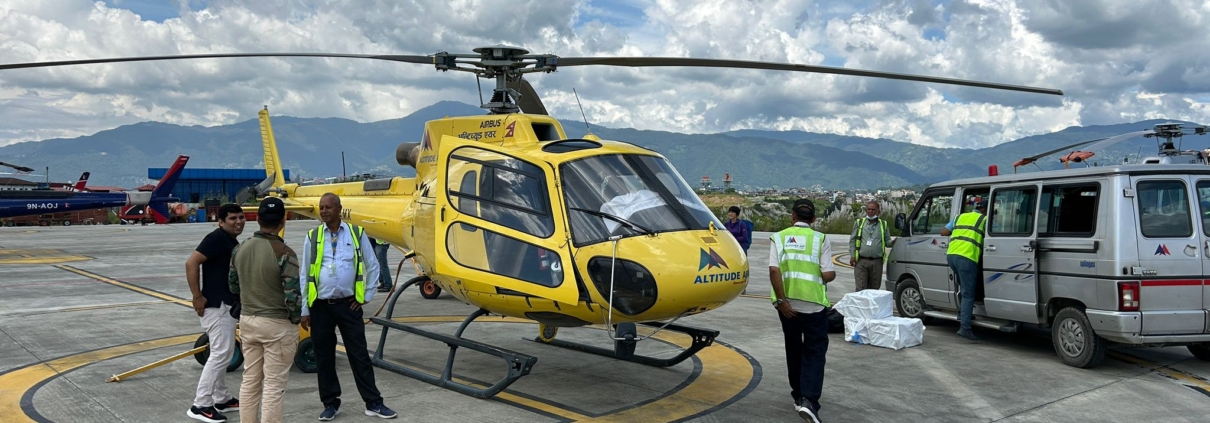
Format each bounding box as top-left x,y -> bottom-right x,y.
0,0 -> 1207,149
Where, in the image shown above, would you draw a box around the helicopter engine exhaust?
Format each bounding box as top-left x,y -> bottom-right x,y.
396,142 -> 421,168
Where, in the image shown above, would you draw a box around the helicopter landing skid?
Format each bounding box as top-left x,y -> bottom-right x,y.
369,277 -> 537,399
533,322 -> 719,368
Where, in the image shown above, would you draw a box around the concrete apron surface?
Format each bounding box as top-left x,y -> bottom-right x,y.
0,224 -> 1207,422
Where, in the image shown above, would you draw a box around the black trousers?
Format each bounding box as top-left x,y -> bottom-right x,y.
779,307 -> 829,410
311,299 -> 382,409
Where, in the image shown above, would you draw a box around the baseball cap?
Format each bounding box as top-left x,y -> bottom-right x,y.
975,200 -> 988,209
258,197 -> 286,221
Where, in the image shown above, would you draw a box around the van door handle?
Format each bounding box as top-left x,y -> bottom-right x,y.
986,245 -> 997,252
1020,245 -> 1033,253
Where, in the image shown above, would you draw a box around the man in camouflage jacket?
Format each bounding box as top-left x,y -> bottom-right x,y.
228,198 -> 299,423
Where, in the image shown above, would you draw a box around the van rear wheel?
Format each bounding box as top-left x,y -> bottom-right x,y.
1188,343 -> 1210,361
894,278 -> 931,323
1052,307 -> 1106,368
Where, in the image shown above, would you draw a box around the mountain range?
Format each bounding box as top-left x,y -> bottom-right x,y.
1,100 -> 1205,190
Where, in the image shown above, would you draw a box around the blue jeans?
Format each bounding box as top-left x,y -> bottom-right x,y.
948,255 -> 978,332
373,241 -> 392,290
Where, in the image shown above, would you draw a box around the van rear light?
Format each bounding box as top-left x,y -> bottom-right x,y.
1118,281 -> 1140,311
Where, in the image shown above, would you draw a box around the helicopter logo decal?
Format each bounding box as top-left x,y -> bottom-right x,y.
699,248 -> 728,270
421,131 -> 432,151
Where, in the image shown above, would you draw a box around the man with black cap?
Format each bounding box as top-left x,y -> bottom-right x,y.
941,198 -> 987,341
769,199 -> 835,423
228,197 -> 301,423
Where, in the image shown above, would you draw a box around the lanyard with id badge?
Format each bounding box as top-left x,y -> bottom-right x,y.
328,229 -> 340,277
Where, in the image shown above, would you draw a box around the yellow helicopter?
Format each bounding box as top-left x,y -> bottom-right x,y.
0,46 -> 1063,397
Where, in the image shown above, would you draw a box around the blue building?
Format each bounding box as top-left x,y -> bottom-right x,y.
148,168 -> 291,203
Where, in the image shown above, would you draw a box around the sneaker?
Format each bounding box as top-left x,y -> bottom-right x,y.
215,398 -> 239,412
377,286 -> 392,293
318,406 -> 339,421
187,406 -> 227,423
365,402 -> 398,419
957,329 -> 980,342
798,401 -> 822,423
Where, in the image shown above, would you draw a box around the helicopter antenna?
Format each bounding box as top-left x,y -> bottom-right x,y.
573,88 -> 592,135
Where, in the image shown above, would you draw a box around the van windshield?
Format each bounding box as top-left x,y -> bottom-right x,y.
560,154 -> 721,245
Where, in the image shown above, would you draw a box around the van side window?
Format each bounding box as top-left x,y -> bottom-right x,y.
1137,180 -> 1192,238
1196,181 -> 1210,236
989,188 -> 1036,236
1039,184 -> 1099,237
910,190 -> 954,235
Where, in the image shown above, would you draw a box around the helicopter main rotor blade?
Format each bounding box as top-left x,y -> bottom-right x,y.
555,57 -> 1064,96
0,53 -> 433,71
512,77 -> 548,115
1023,138 -> 1106,162
1077,130 -> 1154,154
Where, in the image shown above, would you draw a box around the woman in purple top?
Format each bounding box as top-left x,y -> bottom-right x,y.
724,206 -> 751,254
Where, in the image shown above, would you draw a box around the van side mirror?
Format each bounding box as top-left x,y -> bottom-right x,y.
894,213 -> 907,233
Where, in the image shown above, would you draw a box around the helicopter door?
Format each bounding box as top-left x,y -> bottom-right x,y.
433,135 -> 579,305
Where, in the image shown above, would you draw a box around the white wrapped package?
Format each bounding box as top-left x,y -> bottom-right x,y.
864,316 -> 925,350
843,316 -> 869,344
833,290 -> 894,321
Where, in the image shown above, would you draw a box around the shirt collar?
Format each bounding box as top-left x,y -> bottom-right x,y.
254,231 -> 283,242
793,222 -> 811,227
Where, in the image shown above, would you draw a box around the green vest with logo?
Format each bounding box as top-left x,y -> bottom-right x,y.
947,212 -> 985,262
307,223 -> 367,306
771,226 -> 829,307
853,217 -> 888,262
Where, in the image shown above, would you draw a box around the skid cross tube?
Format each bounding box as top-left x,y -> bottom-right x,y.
370,276 -> 537,398
534,322 -> 719,367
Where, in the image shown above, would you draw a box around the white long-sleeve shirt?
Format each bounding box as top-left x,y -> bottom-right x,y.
299,222 -> 380,316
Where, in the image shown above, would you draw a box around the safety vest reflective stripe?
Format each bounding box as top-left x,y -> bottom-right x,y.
947,212 -> 985,262
782,253 -> 820,264
771,227 -> 829,307
307,223 -> 367,306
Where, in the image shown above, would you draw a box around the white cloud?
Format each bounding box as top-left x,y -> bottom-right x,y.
0,0 -> 1207,149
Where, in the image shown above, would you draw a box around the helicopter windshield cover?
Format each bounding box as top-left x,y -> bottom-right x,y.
561,154 -> 723,245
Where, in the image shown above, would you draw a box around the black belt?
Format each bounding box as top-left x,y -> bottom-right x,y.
317,296 -> 355,304
858,256 -> 883,260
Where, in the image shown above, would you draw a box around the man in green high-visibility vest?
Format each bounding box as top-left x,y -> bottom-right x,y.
940,199 -> 987,342
769,199 -> 836,423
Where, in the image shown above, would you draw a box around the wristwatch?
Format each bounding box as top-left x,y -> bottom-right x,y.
773,299 -> 786,308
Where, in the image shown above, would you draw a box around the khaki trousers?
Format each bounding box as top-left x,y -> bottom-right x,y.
239,315 -> 297,423
853,257 -> 884,291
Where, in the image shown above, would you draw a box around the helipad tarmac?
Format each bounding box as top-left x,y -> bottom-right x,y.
1,223 -> 1208,422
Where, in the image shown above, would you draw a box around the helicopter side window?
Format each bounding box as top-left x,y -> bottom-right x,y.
447,147 -> 554,238
1137,180 -> 1192,238
446,223 -> 563,288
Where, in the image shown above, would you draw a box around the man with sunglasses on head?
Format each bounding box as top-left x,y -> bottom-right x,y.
299,193 -> 396,420
185,204 -> 245,423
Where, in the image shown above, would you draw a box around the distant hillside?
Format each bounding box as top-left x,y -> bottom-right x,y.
1,100 -> 1204,190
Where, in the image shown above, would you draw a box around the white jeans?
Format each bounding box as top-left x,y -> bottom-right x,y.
194,302 -> 237,407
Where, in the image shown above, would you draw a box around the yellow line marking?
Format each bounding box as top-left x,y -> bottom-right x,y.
1108,351 -> 1210,392
832,253 -> 853,269
0,335 -> 195,423
54,265 -> 191,307
0,249 -> 92,265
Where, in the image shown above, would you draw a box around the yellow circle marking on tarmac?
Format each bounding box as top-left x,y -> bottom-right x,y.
0,249 -> 92,265
0,317 -> 757,423
0,334 -> 196,423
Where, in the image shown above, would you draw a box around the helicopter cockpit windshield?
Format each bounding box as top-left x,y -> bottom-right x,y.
561,154 -> 722,245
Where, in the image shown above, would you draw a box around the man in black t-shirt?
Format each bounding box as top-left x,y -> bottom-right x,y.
186,204 -> 246,423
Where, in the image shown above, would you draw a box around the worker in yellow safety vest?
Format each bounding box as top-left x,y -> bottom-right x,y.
849,200 -> 892,292
298,193 -> 397,420
769,199 -> 836,423
940,199 -> 987,342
